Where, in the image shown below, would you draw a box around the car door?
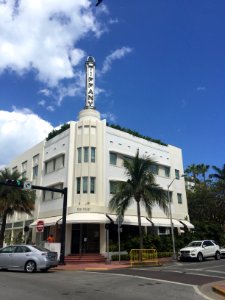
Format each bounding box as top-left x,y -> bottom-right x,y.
0,246 -> 17,268
202,240 -> 213,257
13,246 -> 32,268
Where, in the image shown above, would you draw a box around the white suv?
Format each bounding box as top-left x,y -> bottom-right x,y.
178,240 -> 220,262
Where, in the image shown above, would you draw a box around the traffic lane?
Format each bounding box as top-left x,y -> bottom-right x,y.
159,259 -> 225,278
99,268 -> 224,286
0,270 -> 206,300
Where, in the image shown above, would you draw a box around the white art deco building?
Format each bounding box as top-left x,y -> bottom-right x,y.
6,57 -> 193,255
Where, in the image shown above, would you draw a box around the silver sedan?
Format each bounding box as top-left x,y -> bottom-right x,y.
0,245 -> 58,273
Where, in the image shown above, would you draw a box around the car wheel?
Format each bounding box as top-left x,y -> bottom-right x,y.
25,261 -> 37,273
215,251 -> 221,260
197,253 -> 203,262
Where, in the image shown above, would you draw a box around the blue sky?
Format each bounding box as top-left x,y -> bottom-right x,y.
0,0 -> 224,172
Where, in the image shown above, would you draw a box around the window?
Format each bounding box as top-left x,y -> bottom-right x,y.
177,193 -> 182,204
90,177 -> 96,193
91,147 -> 96,163
110,152 -> 117,165
55,155 -> 64,170
84,147 -> 89,163
110,181 -> 119,194
83,177 -> 88,193
21,161 -> 27,178
45,155 -> 65,174
43,183 -> 63,201
77,148 -> 82,163
33,154 -> 39,165
33,165 -> 38,179
76,177 -> 81,194
175,169 -> 180,179
158,227 -> 166,235
164,166 -> 170,178
150,164 -> 159,175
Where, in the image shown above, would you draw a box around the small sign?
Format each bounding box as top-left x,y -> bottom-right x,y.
24,181 -> 32,190
36,220 -> 44,232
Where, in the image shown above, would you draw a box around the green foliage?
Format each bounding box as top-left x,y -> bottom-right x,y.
111,254 -> 130,261
46,123 -> 70,141
107,123 -> 167,146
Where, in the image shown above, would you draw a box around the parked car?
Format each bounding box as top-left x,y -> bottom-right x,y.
0,245 -> 58,273
220,246 -> 225,258
178,240 -> 221,262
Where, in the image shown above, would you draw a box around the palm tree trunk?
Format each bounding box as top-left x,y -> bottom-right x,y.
0,211 -> 7,248
136,200 -> 143,249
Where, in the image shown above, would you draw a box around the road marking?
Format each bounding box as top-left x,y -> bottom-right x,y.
88,272 -> 215,300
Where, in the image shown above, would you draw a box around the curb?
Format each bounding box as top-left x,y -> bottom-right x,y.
212,285 -> 225,297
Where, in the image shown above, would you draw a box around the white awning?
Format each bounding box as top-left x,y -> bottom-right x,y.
149,218 -> 182,227
65,213 -> 109,224
179,220 -> 195,229
30,216 -> 62,227
108,214 -> 152,226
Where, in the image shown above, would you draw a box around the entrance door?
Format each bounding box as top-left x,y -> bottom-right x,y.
71,224 -> 81,254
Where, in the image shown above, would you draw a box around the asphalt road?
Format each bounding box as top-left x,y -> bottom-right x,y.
1,258 -> 225,300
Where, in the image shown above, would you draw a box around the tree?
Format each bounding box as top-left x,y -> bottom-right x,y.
109,151 -> 168,249
210,164 -> 225,181
185,164 -> 200,184
197,164 -> 210,183
0,168 -> 35,248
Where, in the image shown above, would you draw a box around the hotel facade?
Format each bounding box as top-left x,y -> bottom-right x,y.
5,57 -> 193,255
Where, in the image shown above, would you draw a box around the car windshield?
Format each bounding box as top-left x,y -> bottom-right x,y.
187,241 -> 202,247
33,245 -> 50,252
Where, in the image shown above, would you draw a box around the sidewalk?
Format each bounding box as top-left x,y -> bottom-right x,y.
54,260 -> 130,271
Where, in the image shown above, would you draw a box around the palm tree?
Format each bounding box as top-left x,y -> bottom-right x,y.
185,164 -> 200,183
0,168 -> 35,247
109,151 -> 168,249
197,164 -> 210,183
210,164 -> 225,181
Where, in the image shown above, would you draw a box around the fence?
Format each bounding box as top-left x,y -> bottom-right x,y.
130,249 -> 159,266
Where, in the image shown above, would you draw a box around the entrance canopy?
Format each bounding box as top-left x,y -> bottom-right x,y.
108,214 -> 152,226
30,216 -> 62,227
65,213 -> 109,224
179,220 -> 195,229
149,218 -> 182,227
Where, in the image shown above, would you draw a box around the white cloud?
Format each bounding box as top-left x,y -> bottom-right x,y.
38,100 -> 46,106
109,18 -> 119,24
0,108 -> 53,168
0,0 -> 105,86
46,106 -> 54,112
196,86 -> 206,91
101,112 -> 116,122
101,47 -> 132,74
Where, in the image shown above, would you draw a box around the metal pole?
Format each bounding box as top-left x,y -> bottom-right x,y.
118,222 -> 121,263
167,187 -> 176,260
106,228 -> 110,264
59,187 -> 67,265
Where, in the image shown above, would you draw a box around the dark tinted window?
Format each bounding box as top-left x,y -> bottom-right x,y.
0,246 -> 16,253
15,246 -> 31,253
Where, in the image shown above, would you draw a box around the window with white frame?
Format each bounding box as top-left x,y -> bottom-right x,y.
175,169 -> 180,179
164,166 -> 170,178
110,152 -> 117,165
45,154 -> 65,174
84,147 -> 89,163
21,161 -> 27,178
177,193 -> 182,204
76,177 -> 81,194
83,177 -> 88,193
32,154 -> 39,179
77,147 -> 82,163
150,164 -> 159,175
91,147 -> 96,163
32,165 -> 38,179
90,177 -> 96,193
110,181 -> 120,194
43,183 -> 63,201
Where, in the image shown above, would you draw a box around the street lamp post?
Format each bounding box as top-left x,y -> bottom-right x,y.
167,178 -> 176,260
167,174 -> 185,260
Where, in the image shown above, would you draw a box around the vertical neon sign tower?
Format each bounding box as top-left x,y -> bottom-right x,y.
85,56 -> 96,109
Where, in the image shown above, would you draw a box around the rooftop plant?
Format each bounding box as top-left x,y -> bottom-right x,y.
46,123 -> 70,141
